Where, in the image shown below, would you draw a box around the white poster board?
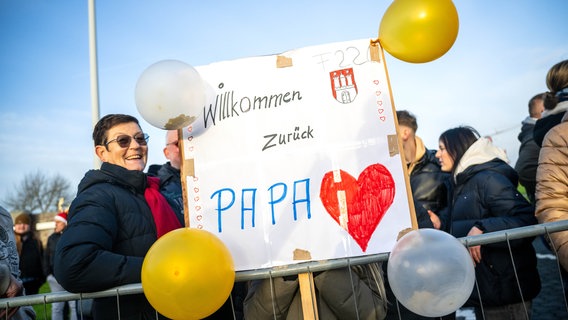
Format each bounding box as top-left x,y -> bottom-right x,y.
182,38 -> 412,271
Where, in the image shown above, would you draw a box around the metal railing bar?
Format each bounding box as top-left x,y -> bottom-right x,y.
1,220 -> 567,309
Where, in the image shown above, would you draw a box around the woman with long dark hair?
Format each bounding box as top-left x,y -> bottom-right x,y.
429,126 -> 540,319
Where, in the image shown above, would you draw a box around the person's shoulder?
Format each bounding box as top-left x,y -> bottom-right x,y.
542,119 -> 568,148
461,159 -> 499,177
423,148 -> 439,161
147,164 -> 162,176
472,160 -> 516,183
418,149 -> 443,170
47,231 -> 61,241
535,111 -> 565,130
157,162 -> 179,180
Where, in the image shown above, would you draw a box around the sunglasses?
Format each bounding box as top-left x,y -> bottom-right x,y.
105,133 -> 149,148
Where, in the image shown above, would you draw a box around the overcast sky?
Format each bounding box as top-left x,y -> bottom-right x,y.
1,1 -> 567,212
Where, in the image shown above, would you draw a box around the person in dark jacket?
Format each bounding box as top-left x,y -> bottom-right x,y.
514,93 -> 544,203
396,110 -> 450,229
533,59 -> 568,147
156,130 -> 185,226
13,212 -> 45,296
54,114 -> 181,320
44,211 -> 77,320
430,126 -> 541,320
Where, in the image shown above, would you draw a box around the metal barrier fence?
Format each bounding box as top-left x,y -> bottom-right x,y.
2,220 -> 568,319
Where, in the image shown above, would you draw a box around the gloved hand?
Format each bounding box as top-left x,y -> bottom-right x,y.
2,273 -> 23,298
0,264 -> 23,318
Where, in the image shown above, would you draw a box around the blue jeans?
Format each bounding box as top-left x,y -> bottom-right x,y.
47,274 -> 78,320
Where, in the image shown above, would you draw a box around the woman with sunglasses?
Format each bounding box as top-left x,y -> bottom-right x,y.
429,126 -> 540,320
54,114 -> 181,319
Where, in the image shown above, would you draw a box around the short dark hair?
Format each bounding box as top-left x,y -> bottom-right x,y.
438,126 -> 480,175
92,114 -> 140,146
396,110 -> 418,133
528,93 -> 544,117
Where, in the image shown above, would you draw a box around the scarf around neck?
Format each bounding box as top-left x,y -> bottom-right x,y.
144,176 -> 182,238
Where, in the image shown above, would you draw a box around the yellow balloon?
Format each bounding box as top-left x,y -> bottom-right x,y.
379,0 -> 459,63
142,228 -> 235,320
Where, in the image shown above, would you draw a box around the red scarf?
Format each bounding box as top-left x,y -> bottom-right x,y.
144,176 -> 182,238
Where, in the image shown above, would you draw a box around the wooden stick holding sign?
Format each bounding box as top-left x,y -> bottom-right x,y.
371,38 -> 419,233
293,249 -> 319,320
177,128 -> 191,227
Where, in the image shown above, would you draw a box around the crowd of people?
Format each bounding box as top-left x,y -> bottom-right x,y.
1,59 -> 567,319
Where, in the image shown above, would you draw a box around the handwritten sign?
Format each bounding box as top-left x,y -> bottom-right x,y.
182,39 -> 412,271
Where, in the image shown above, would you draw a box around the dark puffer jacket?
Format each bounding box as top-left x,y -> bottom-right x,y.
448,158 -> 541,308
533,110 -> 566,147
514,119 -> 540,203
409,149 -> 450,228
156,162 -> 184,226
43,231 -> 61,276
54,162 -> 166,320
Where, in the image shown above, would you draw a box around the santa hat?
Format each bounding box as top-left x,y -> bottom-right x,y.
54,212 -> 68,224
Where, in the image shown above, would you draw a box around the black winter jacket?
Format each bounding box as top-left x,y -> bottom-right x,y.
156,162 -> 184,226
54,162 -> 167,320
533,111 -> 565,147
514,120 -> 540,203
447,158 -> 540,307
16,232 -> 45,285
409,149 -> 450,228
43,231 -> 61,276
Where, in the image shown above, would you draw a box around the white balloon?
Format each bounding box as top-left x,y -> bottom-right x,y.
387,229 -> 475,317
135,59 -> 206,130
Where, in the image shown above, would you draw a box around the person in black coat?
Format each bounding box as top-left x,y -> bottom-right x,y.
54,114 -> 181,320
396,110 -> 450,229
13,212 -> 45,296
430,126 -> 540,320
44,211 -> 78,320
514,93 -> 544,203
156,130 -> 185,226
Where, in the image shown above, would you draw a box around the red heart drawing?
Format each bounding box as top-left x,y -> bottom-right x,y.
320,164 -> 395,251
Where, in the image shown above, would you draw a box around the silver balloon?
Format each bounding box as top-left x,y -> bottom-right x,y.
387,228 -> 475,317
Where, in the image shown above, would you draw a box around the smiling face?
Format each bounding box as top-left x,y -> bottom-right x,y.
95,122 -> 148,171
435,141 -> 454,172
